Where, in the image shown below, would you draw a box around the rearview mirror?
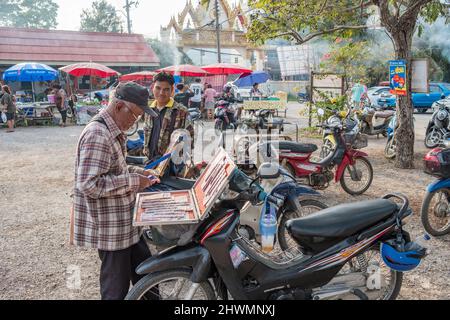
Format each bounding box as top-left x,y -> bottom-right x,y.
317,108 -> 325,116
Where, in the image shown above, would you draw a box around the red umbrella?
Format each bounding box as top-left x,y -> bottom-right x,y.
201,63 -> 251,75
156,64 -> 209,77
120,71 -> 156,82
59,62 -> 120,77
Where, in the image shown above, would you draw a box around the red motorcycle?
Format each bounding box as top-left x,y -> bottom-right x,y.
264,123 -> 373,195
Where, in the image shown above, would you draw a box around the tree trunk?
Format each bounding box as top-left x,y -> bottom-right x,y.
393,31 -> 415,169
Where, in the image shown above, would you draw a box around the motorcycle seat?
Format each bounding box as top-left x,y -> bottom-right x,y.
286,199 -> 397,240
374,110 -> 395,119
188,108 -> 200,113
278,141 -> 318,154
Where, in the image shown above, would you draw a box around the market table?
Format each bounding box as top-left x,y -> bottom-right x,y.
16,102 -> 56,126
242,92 -> 288,117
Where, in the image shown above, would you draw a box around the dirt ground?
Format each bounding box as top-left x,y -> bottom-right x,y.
0,112 -> 449,300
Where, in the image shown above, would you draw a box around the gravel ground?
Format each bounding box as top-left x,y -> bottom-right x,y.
0,108 -> 449,300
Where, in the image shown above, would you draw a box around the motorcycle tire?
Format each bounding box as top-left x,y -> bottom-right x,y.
126,121 -> 139,137
384,137 -> 396,159
214,120 -> 225,136
420,189 -> 450,236
339,157 -> 373,195
424,130 -> 442,148
125,268 -> 216,300
278,199 -> 328,251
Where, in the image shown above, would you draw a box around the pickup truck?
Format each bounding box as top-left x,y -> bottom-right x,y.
377,82 -> 450,113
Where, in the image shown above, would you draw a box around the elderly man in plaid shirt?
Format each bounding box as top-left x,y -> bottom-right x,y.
71,82 -> 160,300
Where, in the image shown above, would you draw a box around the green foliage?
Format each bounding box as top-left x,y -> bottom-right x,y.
80,0 -> 124,33
146,38 -> 194,68
0,0 -> 58,29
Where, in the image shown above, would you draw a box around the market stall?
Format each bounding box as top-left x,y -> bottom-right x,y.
242,92 -> 288,117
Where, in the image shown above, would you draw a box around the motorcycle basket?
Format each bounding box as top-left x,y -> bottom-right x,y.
345,132 -> 368,149
424,148 -> 450,178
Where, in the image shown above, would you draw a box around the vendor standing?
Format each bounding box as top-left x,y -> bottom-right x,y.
1,85 -> 16,133
53,84 -> 68,127
143,72 -> 194,163
71,82 -> 160,300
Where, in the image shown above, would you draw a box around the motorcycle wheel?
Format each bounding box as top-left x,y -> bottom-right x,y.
214,120 -> 224,136
384,137 -> 396,159
339,246 -> 403,300
339,157 -> 373,195
421,189 -> 450,236
126,121 -> 139,137
424,129 -> 442,148
125,269 -> 216,300
278,199 -> 328,251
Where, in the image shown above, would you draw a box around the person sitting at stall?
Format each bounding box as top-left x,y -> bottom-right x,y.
1,85 -> 16,133
250,83 -> 263,100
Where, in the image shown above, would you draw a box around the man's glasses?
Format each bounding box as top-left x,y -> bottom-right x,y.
122,101 -> 142,122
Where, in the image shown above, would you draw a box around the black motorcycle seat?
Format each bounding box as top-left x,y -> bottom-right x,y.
160,176 -> 196,190
286,199 -> 397,239
278,141 -> 318,154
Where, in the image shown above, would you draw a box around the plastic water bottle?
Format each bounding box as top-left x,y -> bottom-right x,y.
405,234 -> 431,254
260,202 -> 277,253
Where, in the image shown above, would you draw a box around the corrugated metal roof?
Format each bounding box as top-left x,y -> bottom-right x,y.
0,27 -> 160,67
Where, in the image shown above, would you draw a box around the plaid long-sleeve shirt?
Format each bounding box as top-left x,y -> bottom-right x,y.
72,110 -> 145,251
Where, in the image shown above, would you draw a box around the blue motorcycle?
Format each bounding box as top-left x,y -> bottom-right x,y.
422,146 -> 450,236
384,115 -> 396,159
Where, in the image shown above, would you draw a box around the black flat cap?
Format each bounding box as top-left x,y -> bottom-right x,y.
115,82 -> 157,117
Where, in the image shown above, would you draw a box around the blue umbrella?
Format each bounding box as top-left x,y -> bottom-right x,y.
3,62 -> 58,82
234,71 -> 270,87
3,62 -> 58,102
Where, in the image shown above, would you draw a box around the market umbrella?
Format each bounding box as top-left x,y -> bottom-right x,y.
156,64 -> 209,77
233,71 -> 270,87
59,62 -> 120,78
119,71 -> 156,82
201,63 -> 251,75
3,62 -> 59,102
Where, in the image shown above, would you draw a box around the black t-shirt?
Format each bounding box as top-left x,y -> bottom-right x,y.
174,91 -> 194,108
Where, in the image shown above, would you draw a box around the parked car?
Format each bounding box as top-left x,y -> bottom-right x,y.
367,86 -> 391,107
378,82 -> 450,113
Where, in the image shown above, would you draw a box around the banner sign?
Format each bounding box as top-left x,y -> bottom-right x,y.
389,60 -> 407,96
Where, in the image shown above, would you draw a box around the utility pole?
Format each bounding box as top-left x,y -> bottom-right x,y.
214,0 -> 221,63
124,0 -> 139,34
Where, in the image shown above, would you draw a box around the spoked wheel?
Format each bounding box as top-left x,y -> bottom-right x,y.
340,157 -> 373,195
125,269 -> 216,300
278,199 -> 328,251
337,246 -> 402,300
126,121 -> 139,137
384,137 -> 396,159
425,129 -> 442,148
214,120 -> 225,136
421,189 -> 450,236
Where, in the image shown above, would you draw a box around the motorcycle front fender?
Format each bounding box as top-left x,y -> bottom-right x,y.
135,245 -> 211,283
426,179 -> 450,193
334,151 -> 369,182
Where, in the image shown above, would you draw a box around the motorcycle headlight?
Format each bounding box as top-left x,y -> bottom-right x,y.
437,110 -> 448,121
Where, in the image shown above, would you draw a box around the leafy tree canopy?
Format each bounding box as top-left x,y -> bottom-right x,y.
0,0 -> 58,29
80,0 -> 124,33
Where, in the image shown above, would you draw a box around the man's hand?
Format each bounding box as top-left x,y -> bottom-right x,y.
143,169 -> 159,178
138,174 -> 160,191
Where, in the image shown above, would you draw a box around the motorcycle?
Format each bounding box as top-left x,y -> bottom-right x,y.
424,101 -> 450,148
384,115 -> 397,159
421,143 -> 450,236
297,92 -> 310,103
144,146 -> 327,251
126,164 -> 426,300
238,109 -> 285,134
319,108 -> 367,159
276,122 -> 373,195
214,100 -> 239,134
356,103 -> 394,137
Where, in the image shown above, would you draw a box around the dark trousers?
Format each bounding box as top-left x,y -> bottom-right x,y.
97,237 -> 151,300
60,109 -> 67,124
